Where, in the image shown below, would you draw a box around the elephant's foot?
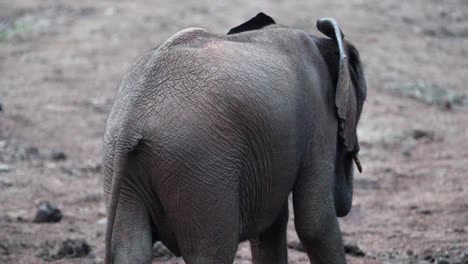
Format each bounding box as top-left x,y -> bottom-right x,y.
295,218 -> 347,264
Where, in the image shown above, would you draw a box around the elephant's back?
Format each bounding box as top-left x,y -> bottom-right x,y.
115,29 -> 315,239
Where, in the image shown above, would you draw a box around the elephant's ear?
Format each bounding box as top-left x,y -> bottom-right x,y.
227,13 -> 275,35
316,18 -> 367,153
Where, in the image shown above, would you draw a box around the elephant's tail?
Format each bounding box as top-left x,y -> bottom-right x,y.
104,127 -> 141,264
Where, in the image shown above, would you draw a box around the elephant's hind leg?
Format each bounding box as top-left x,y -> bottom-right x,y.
108,178 -> 153,264
292,161 -> 347,264
250,201 -> 289,264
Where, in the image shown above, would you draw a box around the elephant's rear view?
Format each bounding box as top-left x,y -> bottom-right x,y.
103,13 -> 367,264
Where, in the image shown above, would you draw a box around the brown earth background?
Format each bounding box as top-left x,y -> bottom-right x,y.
1,0 -> 467,263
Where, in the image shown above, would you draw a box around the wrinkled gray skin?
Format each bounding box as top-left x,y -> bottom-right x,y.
103,15 -> 367,264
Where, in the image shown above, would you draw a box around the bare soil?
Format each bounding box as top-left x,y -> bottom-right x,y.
1,0 -> 467,263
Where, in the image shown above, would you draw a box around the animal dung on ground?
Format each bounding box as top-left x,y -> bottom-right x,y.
33,202 -> 63,223
36,239 -> 91,261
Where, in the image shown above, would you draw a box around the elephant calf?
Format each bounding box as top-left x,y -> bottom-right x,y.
103,13 -> 367,264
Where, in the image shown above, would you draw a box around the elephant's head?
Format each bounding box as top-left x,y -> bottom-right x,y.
227,14 -> 367,217
315,19 -> 367,217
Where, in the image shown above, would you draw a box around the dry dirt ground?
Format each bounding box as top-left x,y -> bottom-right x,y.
1,0 -> 467,263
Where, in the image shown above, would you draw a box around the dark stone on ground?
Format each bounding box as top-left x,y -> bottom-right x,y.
419,209 -> 433,215
412,129 -> 435,140
424,254 -> 434,261
33,202 -> 63,223
36,239 -> 91,261
50,149 -> 67,161
344,241 -> 365,257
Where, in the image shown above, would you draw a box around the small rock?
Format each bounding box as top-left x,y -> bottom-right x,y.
407,250 -> 414,256
344,241 -> 365,257
453,228 -> 465,233
424,254 -> 435,261
51,149 -> 67,161
153,242 -> 174,259
0,164 -> 11,173
419,209 -> 433,215
33,202 -> 63,223
412,129 -> 435,140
